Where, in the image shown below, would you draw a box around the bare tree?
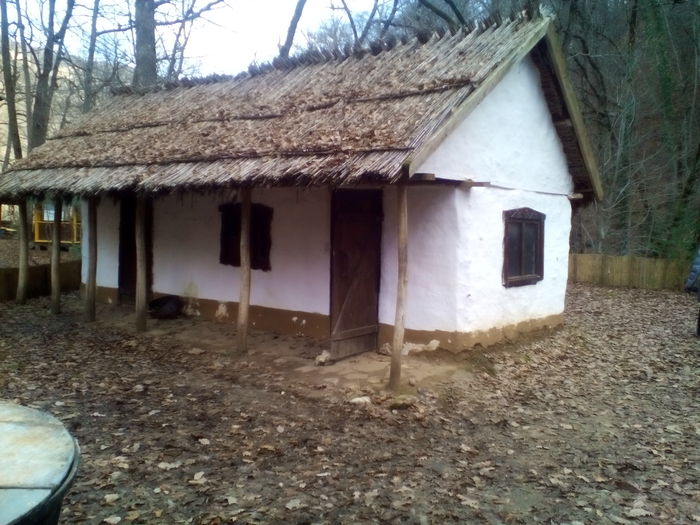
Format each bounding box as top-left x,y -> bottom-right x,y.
133,0 -> 158,89
1,0 -> 23,160
302,1 -> 403,50
82,0 -> 102,112
28,0 -> 76,151
279,0 -> 308,59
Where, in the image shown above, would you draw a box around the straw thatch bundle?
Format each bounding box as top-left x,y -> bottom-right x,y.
0,16 -> 594,199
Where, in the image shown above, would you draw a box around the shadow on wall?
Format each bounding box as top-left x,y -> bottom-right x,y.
0,261 -> 81,301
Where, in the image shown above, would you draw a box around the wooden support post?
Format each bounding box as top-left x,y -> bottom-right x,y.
237,187 -> 252,354
85,197 -> 98,322
389,184 -> 408,391
50,198 -> 62,314
16,199 -> 29,304
32,205 -> 41,243
71,210 -> 78,243
135,195 -> 147,332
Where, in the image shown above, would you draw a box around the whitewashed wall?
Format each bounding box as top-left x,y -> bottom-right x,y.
379,186 -> 459,332
416,56 -> 573,194
151,188 -> 330,315
380,55 -> 574,335
456,187 -> 571,332
81,198 -> 120,290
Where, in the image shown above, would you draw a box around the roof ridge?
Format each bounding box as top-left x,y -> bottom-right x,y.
110,12 -> 541,97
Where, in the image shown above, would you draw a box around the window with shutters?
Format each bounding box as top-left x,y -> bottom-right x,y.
503,207 -> 545,287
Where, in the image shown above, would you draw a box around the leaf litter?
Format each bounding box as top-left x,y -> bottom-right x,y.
0,284 -> 698,524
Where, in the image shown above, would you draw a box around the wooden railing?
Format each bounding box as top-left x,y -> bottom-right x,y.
33,216 -> 81,244
568,253 -> 689,291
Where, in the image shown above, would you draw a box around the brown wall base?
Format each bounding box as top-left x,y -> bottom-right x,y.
87,286 -> 330,339
187,295 -> 330,339
80,285 -> 120,304
86,285 -> 561,350
378,314 -> 564,352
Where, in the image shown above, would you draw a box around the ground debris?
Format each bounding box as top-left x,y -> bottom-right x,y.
0,285 -> 698,524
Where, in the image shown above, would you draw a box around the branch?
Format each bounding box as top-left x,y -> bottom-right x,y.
95,0 -> 226,37
379,0 -> 400,39
339,0 -> 359,43
49,0 -> 76,88
358,0 -> 379,44
417,0 -> 458,31
279,0 -> 307,59
442,0 -> 466,25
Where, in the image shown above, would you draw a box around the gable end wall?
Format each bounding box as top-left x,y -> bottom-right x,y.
407,55 -> 573,340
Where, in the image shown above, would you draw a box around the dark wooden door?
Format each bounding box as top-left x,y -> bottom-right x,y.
118,196 -> 153,304
330,190 -> 382,359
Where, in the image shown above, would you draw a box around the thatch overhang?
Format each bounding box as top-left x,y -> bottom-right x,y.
0,16 -> 602,203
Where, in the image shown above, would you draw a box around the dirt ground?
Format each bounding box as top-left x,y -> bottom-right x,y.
0,284 -> 699,524
0,238 -> 81,268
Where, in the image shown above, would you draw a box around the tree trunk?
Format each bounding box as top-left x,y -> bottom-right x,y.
83,0 -> 101,112
237,187 -> 252,354
28,0 -> 75,151
85,197 -> 98,321
389,184 -> 408,391
16,200 -> 29,304
14,0 -> 33,136
50,198 -> 62,314
417,0 -> 458,32
133,0 -> 158,89
0,0 -> 23,160
135,195 -> 147,332
279,0 -> 307,59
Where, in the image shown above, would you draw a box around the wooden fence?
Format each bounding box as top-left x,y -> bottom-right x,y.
569,254 -> 689,291
0,260 -> 81,301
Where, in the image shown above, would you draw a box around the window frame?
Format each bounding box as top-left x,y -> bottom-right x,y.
502,207 -> 545,288
219,202 -> 273,272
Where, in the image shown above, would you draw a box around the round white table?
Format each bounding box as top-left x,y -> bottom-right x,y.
0,402 -> 80,525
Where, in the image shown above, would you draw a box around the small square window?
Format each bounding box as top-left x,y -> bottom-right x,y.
503,207 -> 545,287
219,202 -> 273,271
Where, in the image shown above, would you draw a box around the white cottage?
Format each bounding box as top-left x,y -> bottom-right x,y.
0,16 -> 601,359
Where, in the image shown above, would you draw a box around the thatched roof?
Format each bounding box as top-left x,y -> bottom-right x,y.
0,15 -> 602,201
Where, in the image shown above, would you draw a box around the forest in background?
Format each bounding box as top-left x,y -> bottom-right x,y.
1,0 -> 698,260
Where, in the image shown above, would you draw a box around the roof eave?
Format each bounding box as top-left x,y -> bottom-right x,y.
541,25 -> 604,202
404,19 -> 603,203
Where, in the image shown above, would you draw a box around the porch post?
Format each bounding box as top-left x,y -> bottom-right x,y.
135,195 -> 148,332
16,199 -> 29,304
85,196 -> 98,321
389,184 -> 408,391
50,197 -> 62,314
237,187 -> 252,353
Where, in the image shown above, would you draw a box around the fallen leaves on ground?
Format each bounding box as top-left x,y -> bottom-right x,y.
0,284 -> 698,524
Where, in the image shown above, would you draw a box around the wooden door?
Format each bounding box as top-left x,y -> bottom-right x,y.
330,190 -> 382,359
118,195 -> 153,304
